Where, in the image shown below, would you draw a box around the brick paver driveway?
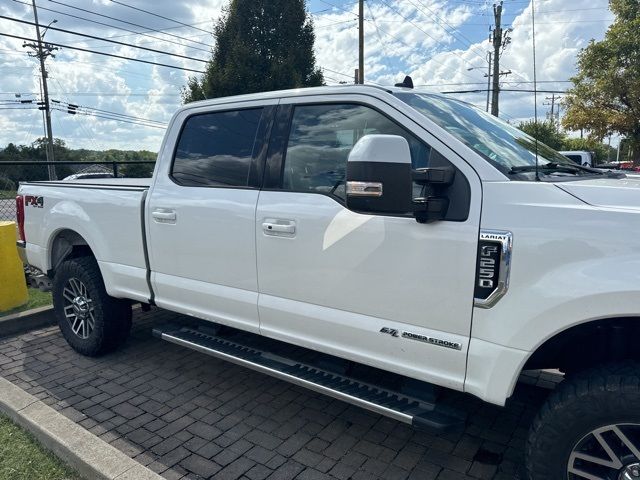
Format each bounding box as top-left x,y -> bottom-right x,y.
0,308 -> 559,479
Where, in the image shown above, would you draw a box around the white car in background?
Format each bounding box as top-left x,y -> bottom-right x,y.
560,150 -> 594,167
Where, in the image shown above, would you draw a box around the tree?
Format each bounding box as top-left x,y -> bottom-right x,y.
518,120 -> 566,150
182,0 -> 324,103
562,0 -> 640,161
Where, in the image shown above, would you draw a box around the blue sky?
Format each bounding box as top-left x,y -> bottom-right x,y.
0,0 -> 614,151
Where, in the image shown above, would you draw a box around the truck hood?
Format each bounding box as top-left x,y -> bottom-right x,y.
556,177 -> 640,211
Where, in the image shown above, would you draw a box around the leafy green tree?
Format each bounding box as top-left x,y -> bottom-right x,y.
518,120 -> 566,150
0,140 -> 156,184
182,0 -> 324,103
562,0 -> 640,160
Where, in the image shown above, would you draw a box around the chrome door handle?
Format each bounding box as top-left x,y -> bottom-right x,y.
262,221 -> 296,235
152,209 -> 176,223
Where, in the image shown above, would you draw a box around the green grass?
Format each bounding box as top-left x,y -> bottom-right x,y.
0,288 -> 52,318
0,415 -> 80,480
0,190 -> 16,200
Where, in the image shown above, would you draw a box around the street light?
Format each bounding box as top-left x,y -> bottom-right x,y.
41,19 -> 57,38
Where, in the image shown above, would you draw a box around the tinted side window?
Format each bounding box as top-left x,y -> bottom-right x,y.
282,104 -> 431,200
172,108 -> 262,187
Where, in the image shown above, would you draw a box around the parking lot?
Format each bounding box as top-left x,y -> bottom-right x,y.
0,307 -> 561,479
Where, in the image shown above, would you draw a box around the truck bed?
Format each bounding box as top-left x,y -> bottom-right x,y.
19,179 -> 152,303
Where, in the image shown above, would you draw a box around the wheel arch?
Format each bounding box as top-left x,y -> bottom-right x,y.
523,316 -> 640,374
48,228 -> 95,276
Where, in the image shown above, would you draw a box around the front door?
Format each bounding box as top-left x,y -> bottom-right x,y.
255,95 -> 481,389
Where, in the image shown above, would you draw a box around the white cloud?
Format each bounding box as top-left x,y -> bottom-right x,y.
0,0 -> 615,151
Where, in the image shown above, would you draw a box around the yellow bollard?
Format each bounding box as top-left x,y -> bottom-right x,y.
0,221 -> 28,312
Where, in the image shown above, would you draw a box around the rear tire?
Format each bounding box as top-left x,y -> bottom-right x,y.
52,256 -> 131,356
527,362 -> 640,480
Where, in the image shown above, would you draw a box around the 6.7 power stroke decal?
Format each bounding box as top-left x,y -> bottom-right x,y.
380,327 -> 462,350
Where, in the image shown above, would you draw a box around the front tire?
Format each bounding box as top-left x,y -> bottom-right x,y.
52,256 -> 131,356
527,363 -> 640,480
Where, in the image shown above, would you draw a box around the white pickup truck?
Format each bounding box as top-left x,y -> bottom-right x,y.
16,84 -> 640,480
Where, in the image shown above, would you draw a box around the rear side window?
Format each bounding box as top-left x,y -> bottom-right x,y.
172,108 -> 262,187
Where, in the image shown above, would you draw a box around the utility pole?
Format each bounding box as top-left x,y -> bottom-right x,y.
544,94 -> 562,124
490,2 -> 502,116
358,0 -> 364,84
489,2 -> 511,117
23,0 -> 57,180
485,52 -> 492,112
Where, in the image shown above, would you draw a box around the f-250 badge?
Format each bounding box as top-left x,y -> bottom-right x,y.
25,195 -> 44,208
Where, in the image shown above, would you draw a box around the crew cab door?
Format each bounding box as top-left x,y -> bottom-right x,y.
255,95 -> 482,389
147,101 -> 275,334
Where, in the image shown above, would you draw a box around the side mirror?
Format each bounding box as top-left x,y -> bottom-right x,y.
346,135 -> 454,223
346,135 -> 413,215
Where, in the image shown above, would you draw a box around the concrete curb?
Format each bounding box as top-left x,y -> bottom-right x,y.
0,376 -> 162,480
0,305 -> 55,338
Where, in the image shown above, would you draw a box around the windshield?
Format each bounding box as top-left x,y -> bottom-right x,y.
397,92 -> 591,179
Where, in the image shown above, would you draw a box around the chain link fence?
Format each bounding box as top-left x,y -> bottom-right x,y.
0,160 -> 155,222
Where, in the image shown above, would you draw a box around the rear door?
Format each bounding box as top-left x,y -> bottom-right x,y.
255,94 -> 481,389
147,101 -> 275,333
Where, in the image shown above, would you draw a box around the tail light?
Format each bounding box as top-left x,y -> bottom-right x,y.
16,195 -> 25,242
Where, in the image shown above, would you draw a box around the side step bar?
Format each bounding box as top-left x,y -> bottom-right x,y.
153,326 -> 465,432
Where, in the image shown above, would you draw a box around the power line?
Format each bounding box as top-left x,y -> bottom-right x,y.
441,88 -> 566,94
410,0 -> 488,60
47,0 -> 213,48
375,0 -> 480,82
1,96 -> 166,127
408,0 -> 529,83
317,0 -> 359,18
0,32 -> 206,73
366,0 -> 392,58
314,18 -> 357,29
416,80 -> 571,87
108,0 -> 212,35
51,107 -> 166,128
413,0 -> 525,86
48,64 -> 102,151
10,0 -> 212,54
362,7 -> 480,83
51,99 -> 167,126
0,15 -> 208,64
0,91 -> 177,97
322,67 -> 354,79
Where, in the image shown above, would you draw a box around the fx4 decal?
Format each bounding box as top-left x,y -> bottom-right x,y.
25,195 -> 44,208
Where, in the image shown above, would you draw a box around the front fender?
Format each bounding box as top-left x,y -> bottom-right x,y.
467,181 -> 640,404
